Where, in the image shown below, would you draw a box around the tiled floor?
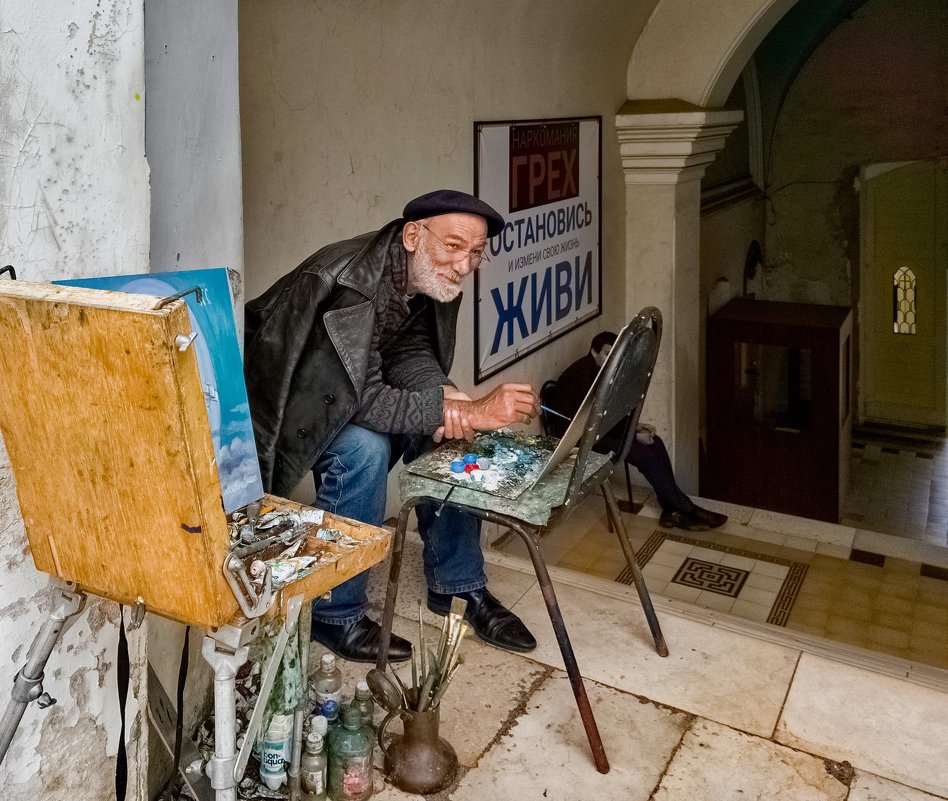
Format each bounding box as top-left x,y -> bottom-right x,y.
316,534 -> 948,801
621,531 -> 806,625
489,473 -> 948,670
842,425 -> 948,546
220,517 -> 948,801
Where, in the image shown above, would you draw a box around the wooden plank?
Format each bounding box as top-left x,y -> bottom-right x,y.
0,282 -> 233,628
0,282 -> 393,630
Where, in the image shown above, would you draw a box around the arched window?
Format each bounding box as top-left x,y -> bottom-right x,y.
892,267 -> 917,335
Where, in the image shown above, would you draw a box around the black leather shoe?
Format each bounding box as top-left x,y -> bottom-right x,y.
689,506 -> 728,529
310,616 -> 412,663
427,588 -> 537,653
659,509 -> 710,532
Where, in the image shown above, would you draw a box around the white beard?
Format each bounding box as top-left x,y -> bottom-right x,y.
407,239 -> 464,303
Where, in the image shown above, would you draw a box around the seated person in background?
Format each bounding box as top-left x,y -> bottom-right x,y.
546,331 -> 727,532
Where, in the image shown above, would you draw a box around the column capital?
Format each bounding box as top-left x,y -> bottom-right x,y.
616,99 -> 743,185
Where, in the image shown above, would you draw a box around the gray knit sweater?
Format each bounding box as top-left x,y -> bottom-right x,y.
350,240 -> 453,434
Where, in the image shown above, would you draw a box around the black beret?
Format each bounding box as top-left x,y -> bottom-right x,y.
403,190 -> 505,238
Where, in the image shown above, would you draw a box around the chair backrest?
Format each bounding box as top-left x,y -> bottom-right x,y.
560,308 -> 662,511
539,379 -> 564,437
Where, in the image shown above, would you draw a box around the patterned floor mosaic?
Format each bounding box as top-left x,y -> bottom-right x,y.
617,531 -> 808,626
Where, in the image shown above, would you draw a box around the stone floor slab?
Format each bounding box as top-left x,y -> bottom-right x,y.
849,771 -> 946,801
654,719 -> 848,800
365,532 -> 537,630
776,653 -> 948,797
450,672 -> 690,801
314,608 -> 546,771
511,576 -> 799,735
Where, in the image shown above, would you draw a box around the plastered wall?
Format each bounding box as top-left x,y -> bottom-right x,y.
763,0 -> 947,305
0,2 -> 151,799
238,0 -> 656,422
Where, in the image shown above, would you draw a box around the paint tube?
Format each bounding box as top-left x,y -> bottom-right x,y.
267,556 -> 319,587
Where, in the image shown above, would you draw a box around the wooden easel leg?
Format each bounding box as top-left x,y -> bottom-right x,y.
603,482 -> 669,657
376,500 -> 415,673
506,522 -> 610,775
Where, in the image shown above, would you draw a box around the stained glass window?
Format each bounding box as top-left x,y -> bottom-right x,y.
892,267 -> 917,335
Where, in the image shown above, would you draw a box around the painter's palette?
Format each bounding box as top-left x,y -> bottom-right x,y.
407,429 -> 559,499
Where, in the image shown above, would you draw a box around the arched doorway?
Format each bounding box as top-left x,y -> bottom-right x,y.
860,160 -> 948,430
616,0 -> 792,489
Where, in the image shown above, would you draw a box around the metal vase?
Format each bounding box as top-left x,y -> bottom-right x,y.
378,706 -> 458,794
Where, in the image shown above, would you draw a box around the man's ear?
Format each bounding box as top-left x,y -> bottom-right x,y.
402,221 -> 422,253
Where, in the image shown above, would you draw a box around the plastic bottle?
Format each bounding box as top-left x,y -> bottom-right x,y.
259,713 -> 293,790
310,714 -> 329,740
300,731 -> 328,800
321,700 -> 341,741
327,706 -> 373,800
312,653 -> 343,714
350,680 -> 375,732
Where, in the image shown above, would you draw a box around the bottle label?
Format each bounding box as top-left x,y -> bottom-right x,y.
342,755 -> 371,798
260,741 -> 286,773
315,688 -> 342,706
301,766 -> 326,794
261,745 -> 284,764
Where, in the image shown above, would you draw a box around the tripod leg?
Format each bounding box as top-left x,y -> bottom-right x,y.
201,635 -> 249,801
603,481 -> 669,657
0,584 -> 86,766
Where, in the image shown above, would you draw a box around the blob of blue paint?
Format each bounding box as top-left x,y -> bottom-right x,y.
462,453 -> 478,464
450,460 -> 465,473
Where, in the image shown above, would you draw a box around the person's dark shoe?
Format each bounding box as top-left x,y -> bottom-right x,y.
689,506 -> 728,529
310,616 -> 412,663
659,509 -> 711,532
427,588 -> 537,653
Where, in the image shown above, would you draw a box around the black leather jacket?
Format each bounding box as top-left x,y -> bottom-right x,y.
244,220 -> 460,496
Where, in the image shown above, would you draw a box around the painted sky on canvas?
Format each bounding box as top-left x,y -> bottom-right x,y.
56,268 -> 264,512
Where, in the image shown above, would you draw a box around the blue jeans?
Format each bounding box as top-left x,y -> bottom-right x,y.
310,424 -> 486,625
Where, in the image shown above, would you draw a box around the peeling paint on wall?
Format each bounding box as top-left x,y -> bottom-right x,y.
0,1 -> 149,283
0,2 -> 149,799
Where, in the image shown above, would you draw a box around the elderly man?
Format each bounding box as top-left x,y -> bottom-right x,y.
244,190 -> 540,663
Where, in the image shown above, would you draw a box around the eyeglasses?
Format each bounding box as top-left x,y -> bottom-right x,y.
421,224 -> 491,267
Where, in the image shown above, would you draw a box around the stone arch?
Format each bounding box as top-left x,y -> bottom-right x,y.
615,0 -> 794,489
626,0 -> 795,106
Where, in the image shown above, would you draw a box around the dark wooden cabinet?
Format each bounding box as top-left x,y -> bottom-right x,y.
703,298 -> 852,522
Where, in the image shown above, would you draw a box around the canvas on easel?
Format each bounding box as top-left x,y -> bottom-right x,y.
56,268 -> 264,513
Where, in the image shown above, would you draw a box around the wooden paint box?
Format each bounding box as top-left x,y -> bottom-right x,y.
0,281 -> 389,628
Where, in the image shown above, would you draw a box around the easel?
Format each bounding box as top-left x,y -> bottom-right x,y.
0,281 -> 392,800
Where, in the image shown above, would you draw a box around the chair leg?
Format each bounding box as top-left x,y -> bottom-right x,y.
625,462 -> 635,510
602,482 -> 669,657
506,521 -> 610,774
376,500 -> 416,672
600,488 -> 614,533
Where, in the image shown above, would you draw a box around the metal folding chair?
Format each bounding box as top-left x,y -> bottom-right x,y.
376,308 -> 668,774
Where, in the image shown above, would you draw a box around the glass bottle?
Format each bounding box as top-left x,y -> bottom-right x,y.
350,680 -> 375,732
300,731 -> 328,800
312,653 -> 343,714
327,706 -> 373,800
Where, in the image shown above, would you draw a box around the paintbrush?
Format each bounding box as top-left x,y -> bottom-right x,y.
434,484 -> 456,517
540,404 -> 572,423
